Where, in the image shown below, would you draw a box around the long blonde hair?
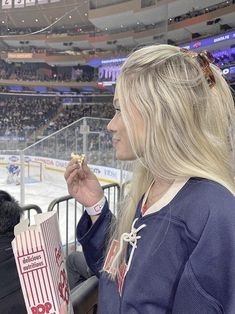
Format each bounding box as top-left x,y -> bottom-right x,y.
107,44 -> 235,278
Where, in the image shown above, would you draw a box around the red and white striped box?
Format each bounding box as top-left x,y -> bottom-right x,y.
12,211 -> 73,314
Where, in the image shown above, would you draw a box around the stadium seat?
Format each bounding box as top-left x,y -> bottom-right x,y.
71,275 -> 99,314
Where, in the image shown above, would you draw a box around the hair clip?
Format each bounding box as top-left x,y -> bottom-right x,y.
180,48 -> 216,88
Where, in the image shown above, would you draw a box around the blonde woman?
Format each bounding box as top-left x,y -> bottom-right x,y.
65,44 -> 235,313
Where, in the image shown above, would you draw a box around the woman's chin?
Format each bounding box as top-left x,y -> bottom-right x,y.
115,152 -> 135,161
115,152 -> 125,161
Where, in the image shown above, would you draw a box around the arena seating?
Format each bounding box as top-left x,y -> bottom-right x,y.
0,0 -> 234,312
71,276 -> 98,314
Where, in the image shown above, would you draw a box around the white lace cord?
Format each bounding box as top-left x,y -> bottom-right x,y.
109,218 -> 146,274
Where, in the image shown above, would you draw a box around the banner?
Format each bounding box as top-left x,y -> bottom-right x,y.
2,0 -> 13,9
37,0 -> 48,4
25,0 -> 35,6
180,30 -> 235,50
14,0 -> 24,8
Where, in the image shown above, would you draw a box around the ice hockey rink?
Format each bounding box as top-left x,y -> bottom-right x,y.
0,166 -> 70,212
0,165 -> 113,246
0,164 -> 113,207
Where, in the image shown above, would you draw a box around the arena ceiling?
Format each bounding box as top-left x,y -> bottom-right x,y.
0,0 -> 234,54
0,0 -> 230,29
0,0 -> 91,29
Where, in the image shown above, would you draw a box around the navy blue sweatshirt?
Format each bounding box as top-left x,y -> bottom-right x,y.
77,177 -> 235,313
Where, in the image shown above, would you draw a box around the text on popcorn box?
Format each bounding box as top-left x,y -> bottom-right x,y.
18,250 -> 47,274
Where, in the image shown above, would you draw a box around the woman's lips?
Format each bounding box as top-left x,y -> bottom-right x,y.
112,138 -> 120,146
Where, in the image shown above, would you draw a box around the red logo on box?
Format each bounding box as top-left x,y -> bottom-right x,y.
31,302 -> 52,314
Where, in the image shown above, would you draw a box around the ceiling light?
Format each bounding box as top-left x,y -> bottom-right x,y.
137,22 -> 140,25
84,13 -> 88,16
121,24 -> 123,28
69,15 -> 72,19
105,27 -> 108,30
22,20 -> 25,23
2,21 -> 5,24
35,18 -> 38,22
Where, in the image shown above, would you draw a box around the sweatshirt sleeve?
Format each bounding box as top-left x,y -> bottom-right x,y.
76,200 -> 114,277
173,190 -> 235,314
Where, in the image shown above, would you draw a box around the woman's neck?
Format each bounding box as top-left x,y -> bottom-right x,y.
146,178 -> 174,208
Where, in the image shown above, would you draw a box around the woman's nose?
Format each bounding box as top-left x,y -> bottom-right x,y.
107,116 -> 115,132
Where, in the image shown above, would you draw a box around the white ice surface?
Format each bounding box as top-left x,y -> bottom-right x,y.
0,166 -> 109,246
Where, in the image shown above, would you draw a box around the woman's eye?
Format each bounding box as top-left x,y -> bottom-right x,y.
112,107 -> 121,116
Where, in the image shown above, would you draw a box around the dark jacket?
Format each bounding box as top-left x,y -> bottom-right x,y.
77,178 -> 235,313
0,232 -> 26,314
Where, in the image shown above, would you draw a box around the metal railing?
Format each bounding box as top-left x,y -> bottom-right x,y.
47,183 -> 120,257
22,203 -> 42,223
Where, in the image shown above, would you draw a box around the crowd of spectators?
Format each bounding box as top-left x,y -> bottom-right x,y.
19,99 -> 115,166
212,47 -> 235,67
0,46 -> 234,85
168,0 -> 233,24
0,95 -> 61,139
43,114 -> 116,167
0,0 -> 234,164
211,48 -> 235,85
0,94 -> 115,166
0,60 -> 96,82
0,0 -> 233,167
43,102 -> 113,136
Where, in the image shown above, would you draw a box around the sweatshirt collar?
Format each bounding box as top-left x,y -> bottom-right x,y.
141,177 -> 189,216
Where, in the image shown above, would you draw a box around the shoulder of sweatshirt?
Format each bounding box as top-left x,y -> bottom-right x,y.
164,177 -> 235,242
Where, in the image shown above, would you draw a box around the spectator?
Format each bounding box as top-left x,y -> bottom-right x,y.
66,250 -> 93,290
0,190 -> 26,314
65,44 -> 235,313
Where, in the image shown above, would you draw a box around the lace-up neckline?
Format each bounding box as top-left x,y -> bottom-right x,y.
109,218 -> 146,273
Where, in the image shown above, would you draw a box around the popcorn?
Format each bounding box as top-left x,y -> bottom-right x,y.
71,152 -> 85,164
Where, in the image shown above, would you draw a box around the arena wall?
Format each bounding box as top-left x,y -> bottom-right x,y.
0,154 -> 131,185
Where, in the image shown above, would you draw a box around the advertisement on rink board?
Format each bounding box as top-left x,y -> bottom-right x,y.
0,154 -> 132,184
12,211 -> 73,314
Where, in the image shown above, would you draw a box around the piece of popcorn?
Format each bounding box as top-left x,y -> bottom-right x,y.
71,152 -> 85,164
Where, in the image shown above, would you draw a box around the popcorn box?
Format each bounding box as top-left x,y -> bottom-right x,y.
12,211 -> 73,314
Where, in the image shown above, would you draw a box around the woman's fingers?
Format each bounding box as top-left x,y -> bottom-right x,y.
65,159 -> 89,185
66,167 -> 79,186
81,158 -> 91,176
64,160 -> 80,180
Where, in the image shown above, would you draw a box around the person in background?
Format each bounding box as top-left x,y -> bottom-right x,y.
0,190 -> 26,314
66,250 -> 93,290
6,163 -> 20,185
65,44 -> 235,313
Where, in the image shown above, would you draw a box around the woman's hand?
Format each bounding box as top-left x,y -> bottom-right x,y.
59,301 -> 67,314
64,158 -> 104,207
